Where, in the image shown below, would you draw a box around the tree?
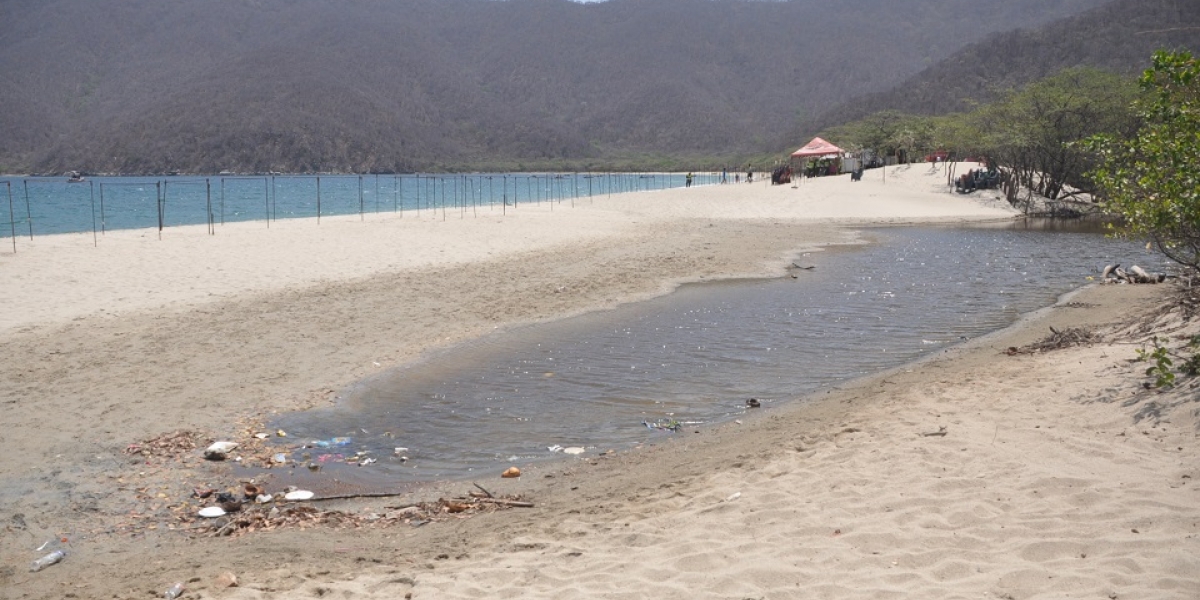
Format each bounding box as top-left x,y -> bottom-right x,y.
1088,50 -> 1200,271
973,68 -> 1139,205
821,110 -> 931,165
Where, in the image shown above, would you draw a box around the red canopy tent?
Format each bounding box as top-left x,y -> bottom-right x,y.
790,137 -> 844,178
790,137 -> 843,159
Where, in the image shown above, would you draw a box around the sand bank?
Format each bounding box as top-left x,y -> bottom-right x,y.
3,164 -> 1196,598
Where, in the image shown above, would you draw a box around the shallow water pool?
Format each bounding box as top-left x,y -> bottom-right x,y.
267,221 -> 1162,488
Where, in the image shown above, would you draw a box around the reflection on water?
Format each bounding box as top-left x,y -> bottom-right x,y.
269,222 -> 1162,487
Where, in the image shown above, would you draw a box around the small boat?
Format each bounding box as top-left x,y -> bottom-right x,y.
66,171 -> 85,183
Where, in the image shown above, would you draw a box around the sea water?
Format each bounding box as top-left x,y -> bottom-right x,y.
0,172 -> 712,238
266,221 -> 1163,489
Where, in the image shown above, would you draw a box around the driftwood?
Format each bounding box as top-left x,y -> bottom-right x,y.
474,498 -> 535,508
306,490 -> 411,502
921,426 -> 948,438
305,487 -> 531,509
1130,265 -> 1160,282
1104,263 -> 1166,284
1006,326 -> 1100,355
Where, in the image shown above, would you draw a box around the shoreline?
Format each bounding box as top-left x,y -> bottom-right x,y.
5,165 -> 1196,598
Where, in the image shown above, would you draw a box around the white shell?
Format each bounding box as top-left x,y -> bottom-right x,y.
284,490 -> 315,501
198,506 -> 227,518
563,447 -> 585,455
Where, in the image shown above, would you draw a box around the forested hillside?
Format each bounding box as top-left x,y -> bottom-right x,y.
0,0 -> 1114,174
808,0 -> 1200,136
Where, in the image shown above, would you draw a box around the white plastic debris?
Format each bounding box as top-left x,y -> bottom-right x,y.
204,441 -> 238,460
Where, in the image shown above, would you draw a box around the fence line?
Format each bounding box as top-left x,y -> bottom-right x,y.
0,172 -> 727,252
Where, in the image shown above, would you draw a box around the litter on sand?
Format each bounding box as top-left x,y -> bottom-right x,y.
642,419 -> 682,433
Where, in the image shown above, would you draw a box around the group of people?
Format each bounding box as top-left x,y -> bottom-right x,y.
718,165 -> 756,184
770,165 -> 793,185
686,165 -> 758,188
954,167 -> 1000,193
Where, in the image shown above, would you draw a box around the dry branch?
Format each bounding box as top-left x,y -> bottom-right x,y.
1006,326 -> 1100,355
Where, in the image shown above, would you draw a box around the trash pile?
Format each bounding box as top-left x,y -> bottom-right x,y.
642,418 -> 682,433
190,428 -> 409,471
194,492 -> 531,538
107,424 -> 438,539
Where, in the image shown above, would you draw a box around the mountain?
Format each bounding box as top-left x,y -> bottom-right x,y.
0,0 -> 1115,174
808,0 -> 1200,135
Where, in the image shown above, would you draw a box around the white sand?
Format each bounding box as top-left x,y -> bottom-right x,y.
4,163 -> 1198,599
0,162 -> 1009,333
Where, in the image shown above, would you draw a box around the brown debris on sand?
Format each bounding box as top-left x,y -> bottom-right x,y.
200,494 -> 531,538
1006,326 -> 1100,355
124,430 -> 207,459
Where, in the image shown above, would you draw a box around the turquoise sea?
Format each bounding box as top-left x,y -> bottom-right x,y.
0,172 -> 720,239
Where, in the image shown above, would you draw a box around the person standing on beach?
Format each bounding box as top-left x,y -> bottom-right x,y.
721,167 -> 727,183
685,172 -> 693,188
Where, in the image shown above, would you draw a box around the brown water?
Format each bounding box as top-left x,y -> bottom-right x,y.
266,220 -> 1162,489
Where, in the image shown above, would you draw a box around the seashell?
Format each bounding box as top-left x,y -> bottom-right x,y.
198,506 -> 226,518
284,490 -> 315,501
501,466 -> 521,478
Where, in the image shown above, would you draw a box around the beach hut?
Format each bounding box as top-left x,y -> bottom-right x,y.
790,137 -> 844,178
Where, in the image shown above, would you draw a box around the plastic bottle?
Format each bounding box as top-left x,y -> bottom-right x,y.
164,582 -> 185,599
29,549 -> 66,572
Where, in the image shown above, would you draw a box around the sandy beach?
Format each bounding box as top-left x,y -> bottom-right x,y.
2,163 -> 1197,599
